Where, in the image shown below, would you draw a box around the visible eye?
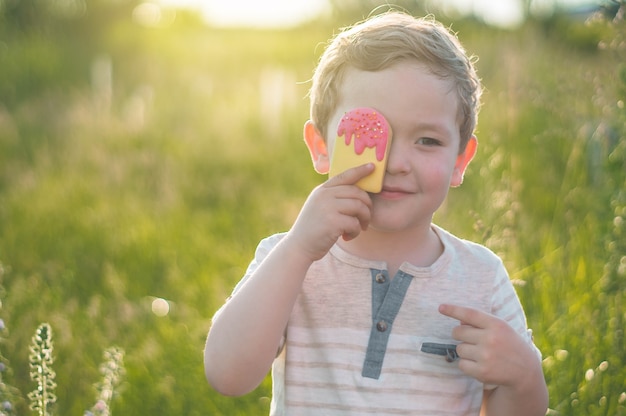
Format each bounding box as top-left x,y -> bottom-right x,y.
416,137 -> 442,146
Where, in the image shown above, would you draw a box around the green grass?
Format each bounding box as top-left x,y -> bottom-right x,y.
0,5 -> 624,415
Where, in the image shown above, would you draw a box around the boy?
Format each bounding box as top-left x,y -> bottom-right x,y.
204,11 -> 548,416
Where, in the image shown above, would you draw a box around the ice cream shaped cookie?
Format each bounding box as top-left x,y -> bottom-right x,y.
329,107 -> 392,193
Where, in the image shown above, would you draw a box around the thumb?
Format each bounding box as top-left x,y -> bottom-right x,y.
326,163 -> 375,187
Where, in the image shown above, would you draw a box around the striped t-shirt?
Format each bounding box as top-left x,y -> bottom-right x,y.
237,225 -> 540,415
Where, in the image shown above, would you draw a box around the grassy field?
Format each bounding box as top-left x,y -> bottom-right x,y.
0,3 -> 624,415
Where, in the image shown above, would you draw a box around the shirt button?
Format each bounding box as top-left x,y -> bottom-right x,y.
375,273 -> 386,284
376,320 -> 388,332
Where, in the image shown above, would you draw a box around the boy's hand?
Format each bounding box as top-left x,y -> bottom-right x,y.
438,304 -> 537,388
287,163 -> 374,262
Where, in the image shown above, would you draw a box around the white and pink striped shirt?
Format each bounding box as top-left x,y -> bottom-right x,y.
234,225 -> 540,415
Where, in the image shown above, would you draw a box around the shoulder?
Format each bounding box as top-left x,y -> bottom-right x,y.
433,225 -> 503,268
234,232 -> 287,293
254,232 -> 287,258
245,232 -> 288,272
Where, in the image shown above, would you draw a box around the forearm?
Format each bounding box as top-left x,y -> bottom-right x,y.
481,360 -> 548,416
204,234 -> 313,396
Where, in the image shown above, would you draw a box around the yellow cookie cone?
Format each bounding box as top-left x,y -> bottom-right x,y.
329,107 -> 392,193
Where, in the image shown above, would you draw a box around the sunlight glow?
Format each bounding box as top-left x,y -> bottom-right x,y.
159,0 -> 331,28
157,0 -> 599,29
439,0 -> 524,27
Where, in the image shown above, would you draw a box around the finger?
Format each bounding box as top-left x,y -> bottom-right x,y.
455,342 -> 479,362
451,324 -> 484,345
456,355 -> 485,381
335,197 -> 371,226
325,163 -> 375,187
334,186 -> 373,211
341,216 -> 363,241
454,343 -> 494,383
439,304 -> 491,329
316,193 -> 371,237
333,202 -> 371,242
455,344 -> 502,385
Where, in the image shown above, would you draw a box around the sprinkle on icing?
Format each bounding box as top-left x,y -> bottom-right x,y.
337,108 -> 390,161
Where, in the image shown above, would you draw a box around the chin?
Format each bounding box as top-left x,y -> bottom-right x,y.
369,208 -> 433,234
368,218 -> 416,234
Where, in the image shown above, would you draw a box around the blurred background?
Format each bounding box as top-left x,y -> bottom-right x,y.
0,0 -> 624,414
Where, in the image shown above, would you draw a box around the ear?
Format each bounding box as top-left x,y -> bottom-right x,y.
303,120 -> 330,174
450,135 -> 477,187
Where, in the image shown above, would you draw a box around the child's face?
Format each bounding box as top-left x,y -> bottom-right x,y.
326,62 -> 474,232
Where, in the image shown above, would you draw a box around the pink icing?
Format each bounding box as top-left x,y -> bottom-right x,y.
337,108 -> 390,161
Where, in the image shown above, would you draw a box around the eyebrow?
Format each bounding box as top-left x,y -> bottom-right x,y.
410,121 -> 456,138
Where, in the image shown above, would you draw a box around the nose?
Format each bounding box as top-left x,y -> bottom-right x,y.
385,139 -> 410,175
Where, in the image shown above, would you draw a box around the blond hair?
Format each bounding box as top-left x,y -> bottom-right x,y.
309,11 -> 482,151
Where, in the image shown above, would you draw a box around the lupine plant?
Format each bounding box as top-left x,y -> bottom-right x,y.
26,324 -> 126,416
0,269 -> 125,416
0,265 -> 21,416
0,319 -> 20,416
27,323 -> 57,416
85,347 -> 125,416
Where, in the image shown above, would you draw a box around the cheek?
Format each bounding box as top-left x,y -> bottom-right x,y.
419,158 -> 455,187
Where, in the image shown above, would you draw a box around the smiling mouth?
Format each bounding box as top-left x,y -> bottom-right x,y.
377,187 -> 412,199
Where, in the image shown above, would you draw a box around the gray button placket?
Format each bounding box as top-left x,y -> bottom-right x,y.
362,269 -> 414,379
